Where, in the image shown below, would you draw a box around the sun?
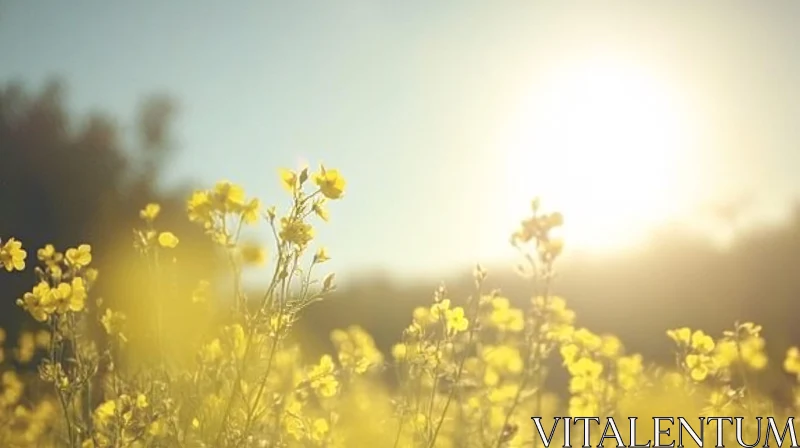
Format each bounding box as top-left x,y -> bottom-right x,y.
503,59 -> 691,254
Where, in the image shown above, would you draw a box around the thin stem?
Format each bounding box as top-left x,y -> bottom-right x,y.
50,319 -> 76,448
429,278 -> 484,448
494,259 -> 553,448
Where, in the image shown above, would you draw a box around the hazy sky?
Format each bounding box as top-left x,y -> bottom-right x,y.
2,1 -> 800,278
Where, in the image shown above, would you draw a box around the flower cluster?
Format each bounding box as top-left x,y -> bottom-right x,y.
1,163 -> 800,448
16,244 -> 97,322
0,238 -> 26,272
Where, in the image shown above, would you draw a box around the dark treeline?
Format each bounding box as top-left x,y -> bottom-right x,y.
0,79 -> 221,351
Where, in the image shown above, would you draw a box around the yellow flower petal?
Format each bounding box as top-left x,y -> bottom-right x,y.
158,232 -> 179,249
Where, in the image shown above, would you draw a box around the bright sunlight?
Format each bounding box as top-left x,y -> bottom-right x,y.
504,58 -> 693,253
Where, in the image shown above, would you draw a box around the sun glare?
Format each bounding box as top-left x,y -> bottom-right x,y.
504,59 -> 692,254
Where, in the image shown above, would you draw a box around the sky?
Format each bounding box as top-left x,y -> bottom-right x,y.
2,1 -> 800,279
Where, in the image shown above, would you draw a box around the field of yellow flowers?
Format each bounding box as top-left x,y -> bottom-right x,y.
0,163 -> 799,448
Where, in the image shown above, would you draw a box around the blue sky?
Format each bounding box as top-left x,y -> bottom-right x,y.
2,1 -> 800,279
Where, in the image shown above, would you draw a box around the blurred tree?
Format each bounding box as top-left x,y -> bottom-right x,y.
0,78 -> 222,361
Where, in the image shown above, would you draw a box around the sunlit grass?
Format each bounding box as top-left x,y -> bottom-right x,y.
0,162 -> 798,447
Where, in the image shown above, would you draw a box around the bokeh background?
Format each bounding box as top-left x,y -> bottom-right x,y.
1,1 -> 800,399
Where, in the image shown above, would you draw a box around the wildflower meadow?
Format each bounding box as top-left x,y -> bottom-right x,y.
0,164 -> 799,448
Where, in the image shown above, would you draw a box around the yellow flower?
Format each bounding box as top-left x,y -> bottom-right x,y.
542,238 -> 564,258
785,347 -> 800,375
65,244 -> 92,268
17,282 -> 55,322
49,282 -> 73,314
617,354 -> 643,376
548,211 -> 564,227
740,336 -> 768,370
148,419 -> 166,437
279,217 -> 314,247
139,203 -> 161,222
0,238 -> 27,272
569,375 -> 591,393
309,355 -> 339,398
539,296 -> 576,328
430,299 -> 451,321
445,307 -> 469,334
85,268 -> 99,284
483,345 -> 524,375
213,181 -> 246,209
572,328 -> 602,351
685,354 -> 711,381
187,190 -> 213,224
489,297 -> 524,333
391,343 -> 407,360
617,354 -> 643,390
600,335 -> 623,358
413,413 -> 428,431
313,202 -> 330,222
94,399 -> 116,424
738,322 -> 762,337
47,264 -> 63,281
16,332 -> 36,364
48,278 -> 86,314
279,168 -> 297,192
568,395 -> 598,417
330,326 -> 383,374
241,198 -> 261,224
313,166 -> 346,200
713,339 -> 738,367
483,367 -> 500,386
412,307 -> 430,326
157,232 -> 179,248
284,401 -> 304,439
313,355 -> 336,376
560,343 -> 580,365
37,244 -> 62,265
690,330 -> 715,353
568,357 -> 603,378
313,247 -> 330,264
1,371 -> 23,406
68,277 -> 87,312
489,384 -> 519,404
314,374 -> 338,398
667,327 -> 692,345
311,418 -> 330,441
